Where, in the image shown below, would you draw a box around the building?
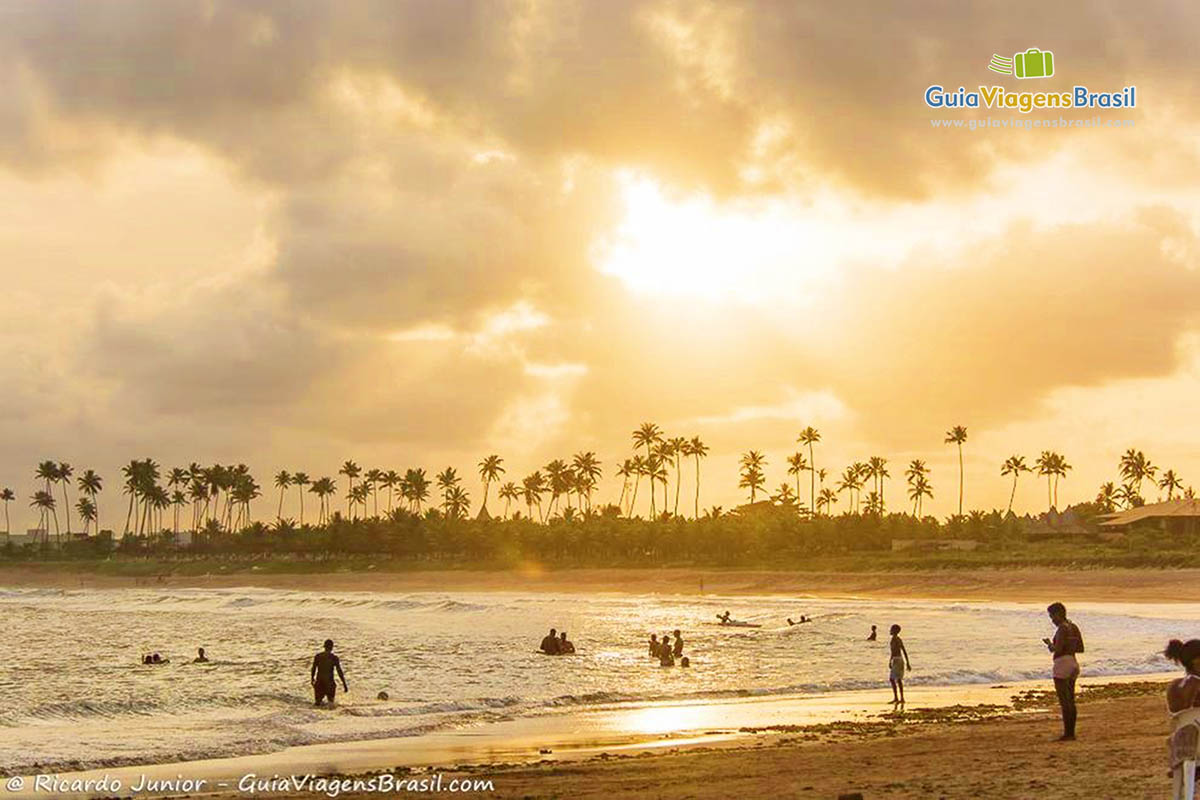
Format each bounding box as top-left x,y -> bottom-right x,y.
1097,499 -> 1200,536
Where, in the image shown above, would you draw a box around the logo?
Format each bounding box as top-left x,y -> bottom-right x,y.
923,46 -> 1136,114
989,48 -> 1055,79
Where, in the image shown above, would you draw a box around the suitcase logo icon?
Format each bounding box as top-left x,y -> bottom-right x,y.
987,48 -> 1055,79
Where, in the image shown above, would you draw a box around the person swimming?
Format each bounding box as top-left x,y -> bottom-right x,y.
867,625 -> 878,641
540,628 -> 560,655
680,657 -> 690,668
193,647 -> 209,663
717,611 -> 732,624
311,638 -> 348,707
558,631 -> 575,654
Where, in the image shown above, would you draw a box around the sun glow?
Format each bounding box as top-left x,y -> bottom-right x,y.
593,173 -> 845,305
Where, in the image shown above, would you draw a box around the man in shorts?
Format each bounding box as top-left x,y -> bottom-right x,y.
311,639 -> 349,706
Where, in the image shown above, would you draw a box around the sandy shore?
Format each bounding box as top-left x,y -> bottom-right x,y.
7,563 -> 1200,599
3,563 -> 1200,603
10,681 -> 1175,800
463,691 -> 1171,799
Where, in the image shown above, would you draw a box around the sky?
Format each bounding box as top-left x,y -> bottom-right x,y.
1,0 -> 1199,530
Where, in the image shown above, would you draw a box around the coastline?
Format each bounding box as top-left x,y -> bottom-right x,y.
4,563 -> 1200,603
9,679 -> 1173,800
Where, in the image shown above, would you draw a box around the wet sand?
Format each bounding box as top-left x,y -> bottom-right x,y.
4,564 -> 1200,603
8,679 -> 1174,800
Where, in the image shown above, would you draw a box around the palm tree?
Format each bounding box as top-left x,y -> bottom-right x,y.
542,460 -> 570,515
477,455 -> 505,515
339,461 -> 361,518
170,490 -> 187,534
772,482 -> 796,505
907,475 -> 933,517
665,436 -> 687,516
944,425 -> 968,516
687,436 -> 708,519
632,423 -> 662,517
738,451 -> 767,503
1114,482 -> 1141,510
650,441 -> 674,513
445,486 -> 471,520
836,465 -> 863,513
1050,452 -> 1071,509
646,455 -> 669,514
1033,451 -> 1070,510
30,490 -> 56,545
403,468 -> 430,513
498,482 -> 519,518
273,471 -> 292,519
615,459 -> 634,516
76,497 -> 97,535
1159,469 -> 1184,501
363,468 -> 383,517
77,470 -> 103,534
572,452 -> 602,512
797,427 -> 820,515
817,487 -> 838,515
786,452 -> 809,513
57,462 -> 74,535
867,456 -> 889,513
1095,481 -> 1117,513
292,472 -> 311,524
1000,456 -> 1030,514
0,488 -> 13,536
521,472 -> 545,521
627,455 -> 647,518
1119,449 -> 1157,497
436,467 -> 460,515
311,477 -> 336,524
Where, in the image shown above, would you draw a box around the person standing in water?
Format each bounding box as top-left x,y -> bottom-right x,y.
649,634 -> 660,657
1043,602 -> 1084,741
672,630 -> 684,658
558,631 -> 575,654
193,647 -> 209,663
888,625 -> 911,703
540,628 -> 560,655
311,639 -> 348,706
867,625 -> 877,641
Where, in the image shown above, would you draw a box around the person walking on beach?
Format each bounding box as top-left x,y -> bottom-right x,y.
1043,602 -> 1083,741
888,625 -> 911,704
311,639 -> 348,706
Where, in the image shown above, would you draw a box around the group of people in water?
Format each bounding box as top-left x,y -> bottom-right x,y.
649,630 -> 689,667
139,647 -> 211,665
539,628 -> 576,655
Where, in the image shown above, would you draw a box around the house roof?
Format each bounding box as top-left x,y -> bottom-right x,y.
1098,498 -> 1200,527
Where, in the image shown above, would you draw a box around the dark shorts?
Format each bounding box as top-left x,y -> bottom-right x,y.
314,679 -> 336,705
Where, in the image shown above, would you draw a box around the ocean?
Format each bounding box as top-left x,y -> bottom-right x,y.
0,585 -> 1192,773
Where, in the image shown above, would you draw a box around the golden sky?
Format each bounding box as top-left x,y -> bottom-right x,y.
1,1 -> 1199,527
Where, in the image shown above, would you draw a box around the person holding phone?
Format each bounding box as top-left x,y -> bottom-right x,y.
1044,602 -> 1084,741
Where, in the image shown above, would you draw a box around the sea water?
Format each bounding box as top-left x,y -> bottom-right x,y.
0,586 -> 1192,773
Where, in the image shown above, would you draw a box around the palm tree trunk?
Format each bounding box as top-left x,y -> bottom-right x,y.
630,476 -> 640,518
61,484 -> 72,534
957,444 -> 964,516
673,459 -> 681,516
694,457 -> 701,519
808,444 -> 816,517
1008,477 -> 1017,514
645,445 -> 655,517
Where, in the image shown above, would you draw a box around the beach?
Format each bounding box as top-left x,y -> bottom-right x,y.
11,683 -> 1172,799
4,564 -> 1200,603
